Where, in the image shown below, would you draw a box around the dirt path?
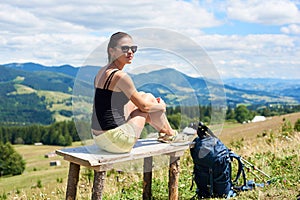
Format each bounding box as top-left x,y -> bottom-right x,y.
219,112 -> 300,144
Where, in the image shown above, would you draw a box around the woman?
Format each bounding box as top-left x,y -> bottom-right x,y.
91,32 -> 177,153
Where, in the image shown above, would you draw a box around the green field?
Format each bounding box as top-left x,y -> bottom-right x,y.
1,114 -> 300,199
0,145 -> 68,199
12,83 -> 73,122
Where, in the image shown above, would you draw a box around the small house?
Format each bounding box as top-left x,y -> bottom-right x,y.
50,160 -> 61,166
45,152 -> 57,158
251,116 -> 266,123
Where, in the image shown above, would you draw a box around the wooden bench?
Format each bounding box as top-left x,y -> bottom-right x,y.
56,138 -> 191,200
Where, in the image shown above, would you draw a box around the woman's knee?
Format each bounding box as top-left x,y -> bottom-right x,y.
140,92 -> 156,102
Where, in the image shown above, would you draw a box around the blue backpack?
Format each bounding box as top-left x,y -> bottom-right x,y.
190,122 -> 247,199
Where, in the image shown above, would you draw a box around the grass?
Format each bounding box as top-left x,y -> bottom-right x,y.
12,84 -> 36,95
36,90 -> 72,105
7,83 -> 74,122
221,122 -> 241,129
99,123 -> 300,200
37,90 -> 73,122
0,145 -> 69,198
0,113 -> 300,199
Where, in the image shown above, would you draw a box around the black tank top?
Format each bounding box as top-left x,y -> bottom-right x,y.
91,70 -> 129,130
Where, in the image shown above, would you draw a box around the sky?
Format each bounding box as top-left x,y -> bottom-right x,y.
1,0 -> 300,79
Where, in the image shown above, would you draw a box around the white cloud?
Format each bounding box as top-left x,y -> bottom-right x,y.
0,4 -> 42,31
1,0 -> 221,33
0,0 -> 299,79
0,32 -> 106,66
225,0 -> 300,25
281,24 -> 300,34
194,34 -> 295,54
193,33 -> 300,79
0,0 -> 221,66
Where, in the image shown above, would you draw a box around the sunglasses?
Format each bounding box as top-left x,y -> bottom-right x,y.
116,45 -> 138,53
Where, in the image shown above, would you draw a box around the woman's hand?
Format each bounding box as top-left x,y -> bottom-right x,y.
156,97 -> 166,112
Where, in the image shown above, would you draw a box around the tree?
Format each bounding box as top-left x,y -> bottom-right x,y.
235,105 -> 252,123
68,121 -> 80,141
0,142 -> 25,176
226,107 -> 235,120
167,113 -> 181,129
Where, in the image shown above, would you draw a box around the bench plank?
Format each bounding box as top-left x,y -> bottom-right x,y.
56,139 -> 190,169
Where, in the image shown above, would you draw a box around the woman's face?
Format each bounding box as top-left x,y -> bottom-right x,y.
110,36 -> 136,65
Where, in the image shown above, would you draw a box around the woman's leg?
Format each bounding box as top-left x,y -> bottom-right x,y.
125,92 -> 175,136
143,93 -> 175,136
126,109 -> 148,138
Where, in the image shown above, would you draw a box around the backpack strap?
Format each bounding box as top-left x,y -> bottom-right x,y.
229,152 -> 247,187
209,168 -> 213,197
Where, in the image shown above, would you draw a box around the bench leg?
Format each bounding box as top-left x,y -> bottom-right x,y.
169,156 -> 180,200
143,156 -> 153,200
66,162 -> 80,200
92,171 -> 106,200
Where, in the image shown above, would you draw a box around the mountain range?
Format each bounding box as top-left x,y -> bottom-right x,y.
0,62 -> 299,125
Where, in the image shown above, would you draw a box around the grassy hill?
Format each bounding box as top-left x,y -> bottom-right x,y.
1,63 -> 300,125
0,113 -> 299,199
219,112 -> 300,144
0,66 -> 81,124
11,84 -> 73,122
224,78 -> 300,102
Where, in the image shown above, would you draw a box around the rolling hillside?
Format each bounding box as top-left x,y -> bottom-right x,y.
0,66 -> 80,124
0,62 -> 299,125
224,78 -> 300,102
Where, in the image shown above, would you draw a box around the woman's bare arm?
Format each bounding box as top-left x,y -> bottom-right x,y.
116,72 -> 166,113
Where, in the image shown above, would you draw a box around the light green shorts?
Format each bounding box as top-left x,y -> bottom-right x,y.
93,123 -> 136,153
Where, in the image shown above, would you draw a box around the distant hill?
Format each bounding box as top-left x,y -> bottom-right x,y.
224,78 -> 300,102
1,62 -> 299,125
0,65 -> 91,125
131,68 -> 299,106
2,62 -> 79,77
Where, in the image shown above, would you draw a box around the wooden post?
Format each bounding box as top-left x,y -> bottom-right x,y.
66,162 -> 80,200
143,157 -> 153,200
92,171 -> 106,200
169,156 -> 180,200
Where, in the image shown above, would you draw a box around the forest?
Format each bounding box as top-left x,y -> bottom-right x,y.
1,104 -> 300,146
0,121 -> 78,146
0,83 -> 54,125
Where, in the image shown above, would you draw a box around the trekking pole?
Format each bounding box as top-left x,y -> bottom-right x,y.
243,163 -> 264,181
240,158 -> 271,179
